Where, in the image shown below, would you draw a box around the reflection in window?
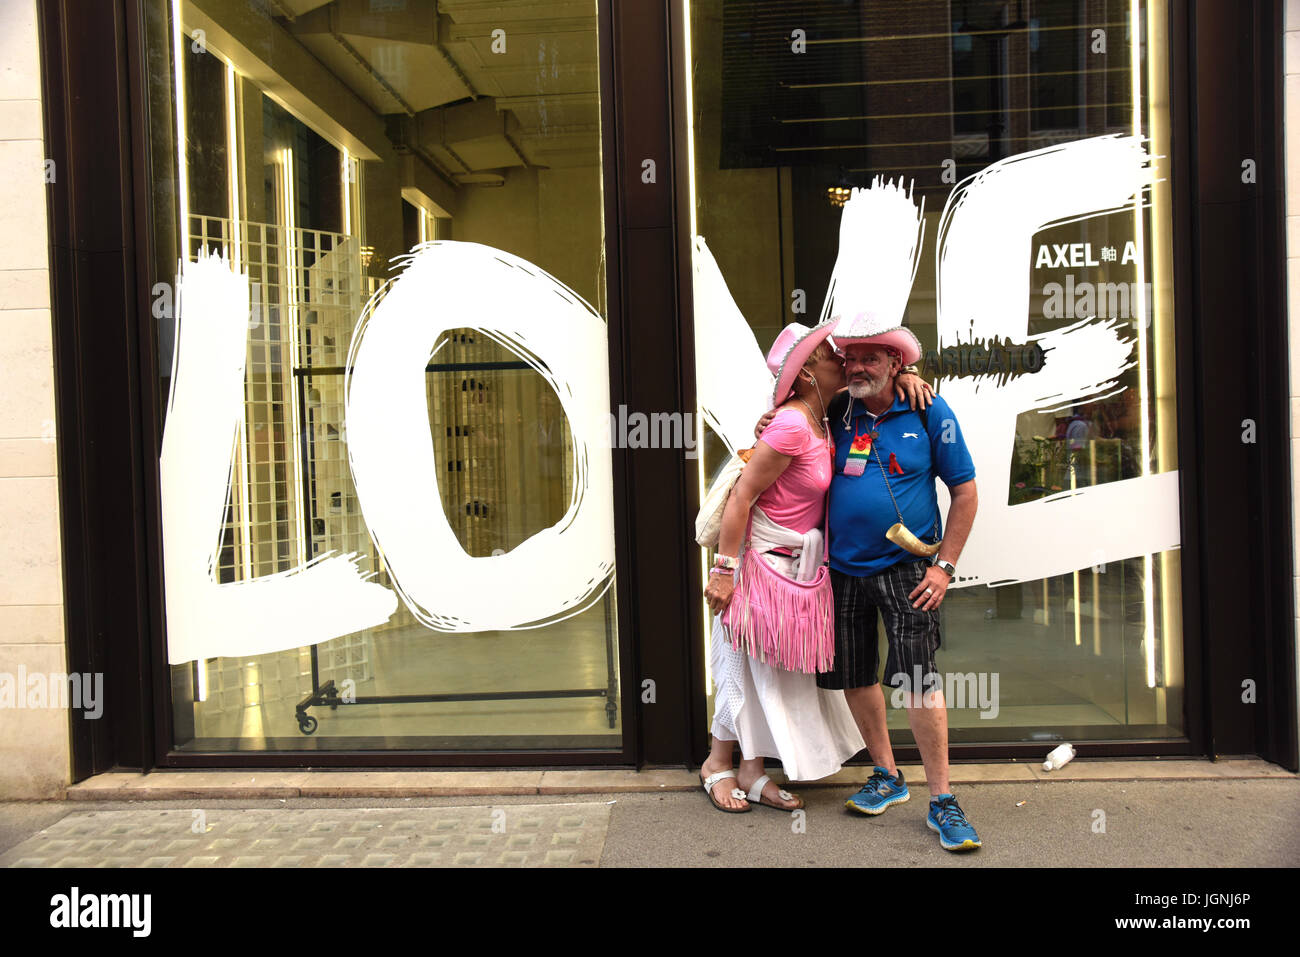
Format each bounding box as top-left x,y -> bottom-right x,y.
1029,0 -> 1083,131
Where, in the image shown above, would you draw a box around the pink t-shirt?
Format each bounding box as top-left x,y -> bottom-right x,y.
754,408 -> 833,534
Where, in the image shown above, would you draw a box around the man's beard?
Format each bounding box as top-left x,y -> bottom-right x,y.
848,373 -> 890,399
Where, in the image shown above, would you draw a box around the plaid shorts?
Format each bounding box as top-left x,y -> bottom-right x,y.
816,560 -> 942,690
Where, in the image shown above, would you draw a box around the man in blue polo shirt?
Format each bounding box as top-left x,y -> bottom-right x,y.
821,310 -> 982,852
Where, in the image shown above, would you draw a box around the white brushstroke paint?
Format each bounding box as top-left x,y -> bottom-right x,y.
161,135 -> 1180,660
691,236 -> 775,451
161,250 -> 397,664
932,134 -> 1180,587
820,177 -> 925,329
344,241 -> 615,631
936,134 -> 1155,344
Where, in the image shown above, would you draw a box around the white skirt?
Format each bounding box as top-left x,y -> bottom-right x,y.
710,551 -> 866,782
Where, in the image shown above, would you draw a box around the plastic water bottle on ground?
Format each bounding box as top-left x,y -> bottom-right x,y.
1042,743 -> 1076,771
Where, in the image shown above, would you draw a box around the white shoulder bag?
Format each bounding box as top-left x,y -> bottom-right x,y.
694,447 -> 754,548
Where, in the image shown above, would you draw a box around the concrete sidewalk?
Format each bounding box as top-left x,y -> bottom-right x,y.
1,758 -> 1295,867
53,756 -> 1297,800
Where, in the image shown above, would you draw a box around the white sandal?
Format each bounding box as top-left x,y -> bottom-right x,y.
700,768 -> 751,813
745,773 -> 802,811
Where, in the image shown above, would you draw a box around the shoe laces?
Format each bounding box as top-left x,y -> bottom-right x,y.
932,795 -> 968,826
861,768 -> 896,795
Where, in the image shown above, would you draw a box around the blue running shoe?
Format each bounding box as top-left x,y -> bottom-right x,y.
844,766 -> 910,815
927,794 -> 981,851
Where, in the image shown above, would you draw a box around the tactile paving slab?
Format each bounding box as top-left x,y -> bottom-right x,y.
0,804 -> 611,868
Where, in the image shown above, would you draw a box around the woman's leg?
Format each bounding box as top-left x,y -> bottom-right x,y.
738,756 -> 803,810
701,736 -> 748,810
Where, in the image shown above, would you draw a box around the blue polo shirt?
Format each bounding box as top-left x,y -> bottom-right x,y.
827,393 -> 975,577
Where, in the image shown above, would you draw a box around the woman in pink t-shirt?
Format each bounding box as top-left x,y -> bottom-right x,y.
699,321 -> 930,812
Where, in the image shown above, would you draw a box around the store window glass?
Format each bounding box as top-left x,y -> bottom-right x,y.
147,0 -> 620,752
689,0 -> 1181,743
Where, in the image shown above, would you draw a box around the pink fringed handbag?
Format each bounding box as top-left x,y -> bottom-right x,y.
720,510 -> 836,675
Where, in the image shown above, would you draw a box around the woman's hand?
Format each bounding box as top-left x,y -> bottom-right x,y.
712,442 -> 791,606
753,410 -> 778,440
895,371 -> 935,410
705,571 -> 735,615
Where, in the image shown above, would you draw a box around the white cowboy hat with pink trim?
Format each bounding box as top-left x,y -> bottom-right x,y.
831,309 -> 922,367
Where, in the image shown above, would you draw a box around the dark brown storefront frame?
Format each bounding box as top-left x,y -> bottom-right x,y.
38,0 -> 1296,778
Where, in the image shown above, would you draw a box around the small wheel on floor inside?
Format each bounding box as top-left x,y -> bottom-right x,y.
298,714 -> 318,735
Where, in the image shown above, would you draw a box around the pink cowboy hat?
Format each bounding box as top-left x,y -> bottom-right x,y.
831,309 -> 922,366
767,319 -> 838,407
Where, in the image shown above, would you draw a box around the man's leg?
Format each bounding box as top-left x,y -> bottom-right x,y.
823,568 -> 886,759
877,560 -> 980,849
903,686 -> 949,796
840,677 -> 910,814
873,560 -> 949,793
844,683 -> 894,774
821,569 -> 910,814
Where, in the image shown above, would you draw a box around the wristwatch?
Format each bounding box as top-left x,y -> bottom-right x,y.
931,557 -> 956,578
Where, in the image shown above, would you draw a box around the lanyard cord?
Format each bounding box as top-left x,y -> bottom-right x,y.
860,412 -> 906,527
856,410 -> 940,544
